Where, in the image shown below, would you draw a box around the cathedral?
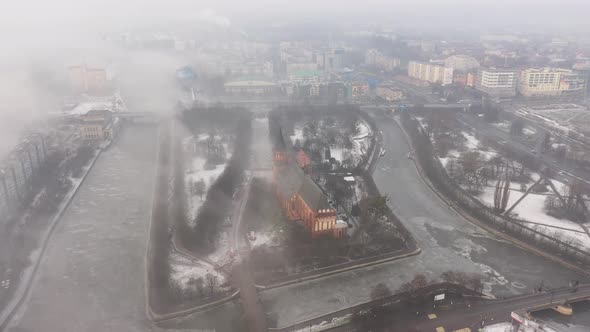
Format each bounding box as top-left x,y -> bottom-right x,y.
271,126 -> 347,239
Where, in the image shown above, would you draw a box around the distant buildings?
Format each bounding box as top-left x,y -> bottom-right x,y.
289,70 -> 322,85
407,61 -> 454,85
376,86 -> 404,101
518,68 -> 586,97
286,63 -> 319,77
351,82 -> 370,100
317,48 -> 344,73
223,80 -> 278,96
220,61 -> 274,78
68,65 -> 108,93
452,72 -> 476,86
365,49 -> 401,72
475,67 -> 518,98
444,55 -> 480,72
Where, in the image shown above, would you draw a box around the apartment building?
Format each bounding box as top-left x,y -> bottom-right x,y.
475,68 -> 517,98
407,61 -> 453,85
519,68 -> 586,97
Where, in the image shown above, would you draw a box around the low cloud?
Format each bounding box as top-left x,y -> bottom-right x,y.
195,9 -> 231,28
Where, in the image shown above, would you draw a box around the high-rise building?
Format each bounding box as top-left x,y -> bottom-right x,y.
475,68 -> 517,98
518,68 -> 586,97
408,61 -> 454,85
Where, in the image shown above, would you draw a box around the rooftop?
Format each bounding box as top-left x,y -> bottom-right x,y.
224,80 -> 276,87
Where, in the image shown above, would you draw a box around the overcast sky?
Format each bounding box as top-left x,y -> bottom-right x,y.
2,0 -> 590,156
3,0 -> 590,29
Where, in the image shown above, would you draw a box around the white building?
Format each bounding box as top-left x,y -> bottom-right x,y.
476,68 -> 517,98
408,61 -> 453,85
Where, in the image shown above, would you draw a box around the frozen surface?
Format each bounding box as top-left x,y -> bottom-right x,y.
10,126 -> 162,332
463,131 -> 480,149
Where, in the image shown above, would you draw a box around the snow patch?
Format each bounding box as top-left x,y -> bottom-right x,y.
482,322 -> 514,332
169,252 -> 226,291
290,128 -> 305,145
462,131 -> 480,150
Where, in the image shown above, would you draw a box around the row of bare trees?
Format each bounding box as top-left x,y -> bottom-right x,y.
401,112 -> 590,264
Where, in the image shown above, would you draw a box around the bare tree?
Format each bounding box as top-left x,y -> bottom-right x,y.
370,283 -> 392,304
412,274 -> 429,289
205,273 -> 219,296
194,179 -> 206,201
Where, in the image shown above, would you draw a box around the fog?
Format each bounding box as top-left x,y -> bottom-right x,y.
2,1 -> 590,331
1,0 -> 589,166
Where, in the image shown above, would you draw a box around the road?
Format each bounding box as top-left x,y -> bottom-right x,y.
333,284 -> 590,332
392,284 -> 590,332
458,112 -> 590,185
6,126 -> 162,332
255,113 -> 587,329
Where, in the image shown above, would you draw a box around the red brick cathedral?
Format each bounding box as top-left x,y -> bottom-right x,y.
272,139 -> 347,239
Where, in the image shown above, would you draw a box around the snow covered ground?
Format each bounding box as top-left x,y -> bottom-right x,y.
206,230 -> 238,268
492,121 -> 511,131
293,314 -> 351,332
184,135 -> 231,224
482,322 -> 514,332
475,176 -> 590,250
350,120 -> 372,165
437,131 -> 497,167
290,128 -> 305,145
249,231 -> 278,248
428,120 -> 590,250
463,131 -> 480,150
439,150 -> 460,167
517,104 -> 590,138
169,252 -> 227,291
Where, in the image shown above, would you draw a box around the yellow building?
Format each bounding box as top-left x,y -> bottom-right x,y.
519,68 -> 586,97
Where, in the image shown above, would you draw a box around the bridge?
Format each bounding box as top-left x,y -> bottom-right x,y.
278,283 -> 590,332
115,111 -> 159,118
